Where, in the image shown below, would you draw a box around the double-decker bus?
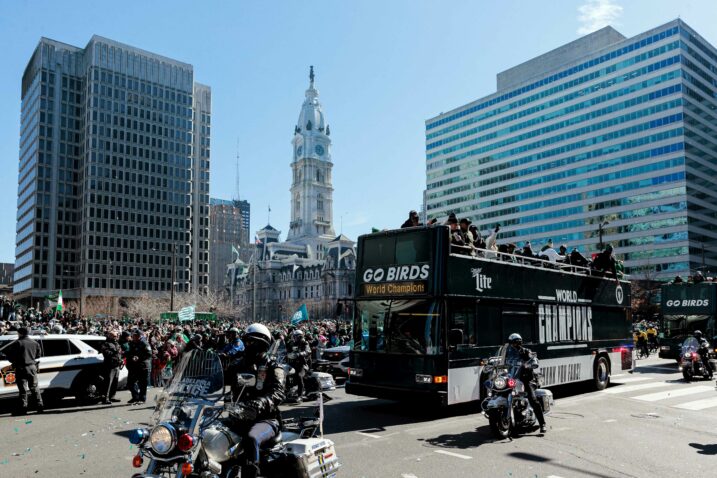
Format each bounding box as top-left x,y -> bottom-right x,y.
658,282 -> 716,361
346,226 -> 633,406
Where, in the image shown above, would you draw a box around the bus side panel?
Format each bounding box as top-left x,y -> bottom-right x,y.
447,363 -> 483,405
538,355 -> 595,386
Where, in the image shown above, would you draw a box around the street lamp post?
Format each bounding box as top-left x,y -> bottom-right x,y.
170,243 -> 176,312
598,220 -> 610,251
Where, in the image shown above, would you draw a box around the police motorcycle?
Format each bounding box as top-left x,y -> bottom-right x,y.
680,337 -> 714,382
278,347 -> 336,402
128,349 -> 340,478
480,345 -> 553,438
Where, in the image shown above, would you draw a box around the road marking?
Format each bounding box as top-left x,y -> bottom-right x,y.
636,365 -> 678,371
674,397 -> 717,410
602,382 -> 668,394
547,476 -> 566,478
610,376 -> 651,384
401,474 -> 418,478
603,419 -> 617,423
355,431 -> 382,439
433,450 -> 472,460
632,385 -> 714,402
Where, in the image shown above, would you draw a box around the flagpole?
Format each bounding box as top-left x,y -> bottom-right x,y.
252,245 -> 257,322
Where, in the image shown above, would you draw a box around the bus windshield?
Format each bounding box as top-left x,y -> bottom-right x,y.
354,299 -> 442,355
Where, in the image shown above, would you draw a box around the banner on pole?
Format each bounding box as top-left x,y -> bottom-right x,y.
178,305 -> 196,322
290,304 -> 309,326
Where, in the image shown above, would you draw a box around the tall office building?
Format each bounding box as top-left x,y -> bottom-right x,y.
208,198 -> 250,291
14,36 -> 210,306
425,20 -> 717,279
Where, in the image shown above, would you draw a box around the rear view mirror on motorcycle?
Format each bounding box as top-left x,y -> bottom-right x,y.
236,373 -> 257,388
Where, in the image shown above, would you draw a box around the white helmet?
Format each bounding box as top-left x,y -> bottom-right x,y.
508,333 -> 523,344
245,323 -> 272,348
292,329 -> 305,338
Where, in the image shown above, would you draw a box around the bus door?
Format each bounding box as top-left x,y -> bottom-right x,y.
447,300 -> 502,405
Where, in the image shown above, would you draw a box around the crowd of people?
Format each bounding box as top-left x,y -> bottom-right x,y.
401,210 -> 623,280
1,294 -> 352,411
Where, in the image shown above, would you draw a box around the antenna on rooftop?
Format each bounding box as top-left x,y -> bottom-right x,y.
234,137 -> 241,202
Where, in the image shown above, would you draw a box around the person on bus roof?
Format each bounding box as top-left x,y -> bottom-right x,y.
505,333 -> 547,433
591,244 -> 619,283
446,214 -> 466,248
401,210 -> 422,228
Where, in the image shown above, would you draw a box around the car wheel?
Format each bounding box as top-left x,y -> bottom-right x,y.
73,373 -> 103,404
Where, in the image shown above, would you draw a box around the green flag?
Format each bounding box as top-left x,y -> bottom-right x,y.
56,290 -> 63,312
290,304 -> 309,325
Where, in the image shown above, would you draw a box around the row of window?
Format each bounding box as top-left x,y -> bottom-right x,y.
427,66 -> 681,151
426,27 -> 680,131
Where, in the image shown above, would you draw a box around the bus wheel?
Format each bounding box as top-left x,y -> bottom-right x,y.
593,356 -> 610,391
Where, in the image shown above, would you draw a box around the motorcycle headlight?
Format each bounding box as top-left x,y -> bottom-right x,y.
684,352 -> 692,358
150,423 -> 176,455
493,377 -> 506,389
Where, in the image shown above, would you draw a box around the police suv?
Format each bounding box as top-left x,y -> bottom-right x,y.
0,334 -> 127,403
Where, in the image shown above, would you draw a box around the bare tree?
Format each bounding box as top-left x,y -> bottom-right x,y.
631,258 -> 661,322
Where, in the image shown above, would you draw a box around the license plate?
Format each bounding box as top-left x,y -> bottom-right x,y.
660,346 -> 670,351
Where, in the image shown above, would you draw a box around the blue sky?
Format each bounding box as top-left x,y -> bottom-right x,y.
0,0 -> 716,263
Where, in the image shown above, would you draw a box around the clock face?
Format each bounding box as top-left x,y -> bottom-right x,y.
315,144 -> 325,156
297,146 -> 303,156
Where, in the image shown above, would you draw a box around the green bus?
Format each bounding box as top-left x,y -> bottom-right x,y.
346,226 -> 633,406
658,282 -> 717,361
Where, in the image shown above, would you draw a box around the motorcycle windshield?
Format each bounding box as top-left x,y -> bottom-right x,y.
154,350 -> 225,426
681,337 -> 700,355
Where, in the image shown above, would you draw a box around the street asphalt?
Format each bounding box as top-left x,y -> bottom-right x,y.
1,356 -> 716,477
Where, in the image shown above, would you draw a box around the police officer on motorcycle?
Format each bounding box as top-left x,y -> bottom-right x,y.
505,333 -> 547,433
227,323 -> 286,478
287,329 -> 312,403
693,330 -> 713,378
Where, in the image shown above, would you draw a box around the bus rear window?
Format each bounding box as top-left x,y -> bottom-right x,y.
362,233 -> 430,267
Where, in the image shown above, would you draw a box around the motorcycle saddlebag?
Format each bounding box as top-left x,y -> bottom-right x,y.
280,437 -> 340,478
535,388 -> 554,414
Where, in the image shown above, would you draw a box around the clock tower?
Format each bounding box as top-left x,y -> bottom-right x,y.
287,66 -> 335,246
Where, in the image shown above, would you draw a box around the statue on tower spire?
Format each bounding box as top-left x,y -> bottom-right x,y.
309,65 -> 315,87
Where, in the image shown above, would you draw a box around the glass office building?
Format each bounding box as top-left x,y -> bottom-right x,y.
425,20 -> 717,279
208,198 -> 251,291
14,36 -> 210,304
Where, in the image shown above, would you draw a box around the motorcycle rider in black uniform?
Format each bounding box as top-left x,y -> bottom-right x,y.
505,333 -> 547,433
693,330 -> 713,378
287,329 -> 312,403
227,323 -> 286,478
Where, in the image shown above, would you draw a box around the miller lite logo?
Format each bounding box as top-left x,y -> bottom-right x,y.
471,268 -> 493,292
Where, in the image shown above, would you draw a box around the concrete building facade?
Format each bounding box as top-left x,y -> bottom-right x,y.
425,20 -> 717,279
14,36 -> 210,305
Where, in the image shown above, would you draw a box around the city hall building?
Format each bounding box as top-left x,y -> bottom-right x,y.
234,68 -> 356,322
425,19 -> 717,280
14,36 -> 210,306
